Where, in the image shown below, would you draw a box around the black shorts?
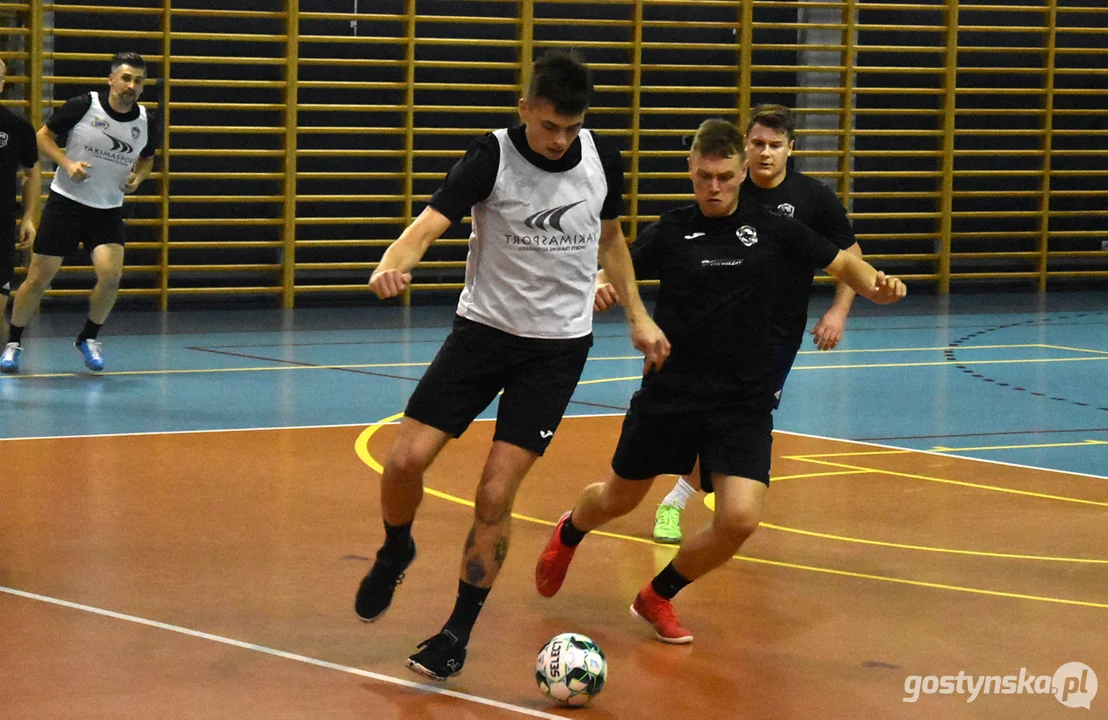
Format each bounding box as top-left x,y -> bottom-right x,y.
33,192 -> 126,258
404,316 -> 593,455
611,386 -> 774,490
0,219 -> 14,295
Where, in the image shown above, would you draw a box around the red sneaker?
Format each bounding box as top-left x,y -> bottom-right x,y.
630,584 -> 694,644
535,511 -> 578,598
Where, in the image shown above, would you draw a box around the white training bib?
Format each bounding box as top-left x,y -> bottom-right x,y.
457,128 -> 607,339
50,93 -> 148,209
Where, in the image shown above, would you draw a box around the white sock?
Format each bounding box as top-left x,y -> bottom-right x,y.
661,477 -> 696,510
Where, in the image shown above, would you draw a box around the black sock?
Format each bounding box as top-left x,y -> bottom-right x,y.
381,521 -> 413,558
9,325 -> 24,345
443,579 -> 490,646
77,319 -> 103,344
559,512 -> 587,547
651,562 -> 692,600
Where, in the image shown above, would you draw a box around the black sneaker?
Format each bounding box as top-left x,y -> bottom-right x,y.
406,629 -> 467,681
354,539 -> 415,622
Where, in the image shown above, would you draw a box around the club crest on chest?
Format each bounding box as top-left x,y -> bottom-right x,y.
736,225 -> 758,247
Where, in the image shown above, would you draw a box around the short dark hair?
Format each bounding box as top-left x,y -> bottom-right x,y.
110,52 -> 146,74
527,50 -> 592,117
690,118 -> 744,159
746,104 -> 795,141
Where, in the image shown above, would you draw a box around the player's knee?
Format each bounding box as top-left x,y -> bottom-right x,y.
96,268 -> 123,288
600,478 -> 645,517
384,445 -> 433,483
714,509 -> 761,545
20,271 -> 53,294
469,476 -> 516,527
473,478 -> 514,518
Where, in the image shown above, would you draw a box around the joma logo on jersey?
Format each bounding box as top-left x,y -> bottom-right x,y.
102,131 -> 135,154
523,199 -> 585,232
91,117 -> 109,129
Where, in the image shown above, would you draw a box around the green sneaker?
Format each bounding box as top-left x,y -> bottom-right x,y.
653,504 -> 682,544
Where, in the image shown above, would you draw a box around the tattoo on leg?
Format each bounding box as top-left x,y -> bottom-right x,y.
464,558 -> 486,585
493,536 -> 509,567
464,526 -> 477,552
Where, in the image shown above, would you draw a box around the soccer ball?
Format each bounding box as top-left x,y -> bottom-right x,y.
535,632 -> 607,707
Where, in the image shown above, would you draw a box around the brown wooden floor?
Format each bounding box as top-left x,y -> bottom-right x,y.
2,418 -> 1105,719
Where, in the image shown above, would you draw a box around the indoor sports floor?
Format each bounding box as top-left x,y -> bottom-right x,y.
1,290 -> 1105,719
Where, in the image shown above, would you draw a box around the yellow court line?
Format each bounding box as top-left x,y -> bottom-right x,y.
789,457 -> 1108,507
933,439 -> 1108,452
354,413 -> 404,473
757,523 -> 1108,564
5,351 -> 1104,382
1038,343 -> 1108,356
586,355 -> 662,361
790,356 -> 1108,371
718,466 -> 1104,564
576,375 -> 642,386
699,470 -> 879,492
353,417 -> 1108,610
771,469 -> 877,482
0,362 -> 434,380
590,356 -> 1108,374
600,344 -> 1070,358
796,343 -> 1047,355
737,556 -> 1108,609
575,355 -> 1108,386
784,450 -> 912,459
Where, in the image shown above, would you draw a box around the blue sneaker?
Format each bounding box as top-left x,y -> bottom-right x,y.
75,339 -> 104,371
1,342 -> 21,373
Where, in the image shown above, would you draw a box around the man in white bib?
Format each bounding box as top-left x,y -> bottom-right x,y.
1,52 -> 157,373
354,51 -> 670,682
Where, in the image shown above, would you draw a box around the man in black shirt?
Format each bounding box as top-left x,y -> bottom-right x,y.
354,51 -> 669,682
0,59 -> 41,348
1,52 -> 157,374
535,119 -> 905,643
650,104 -> 864,544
